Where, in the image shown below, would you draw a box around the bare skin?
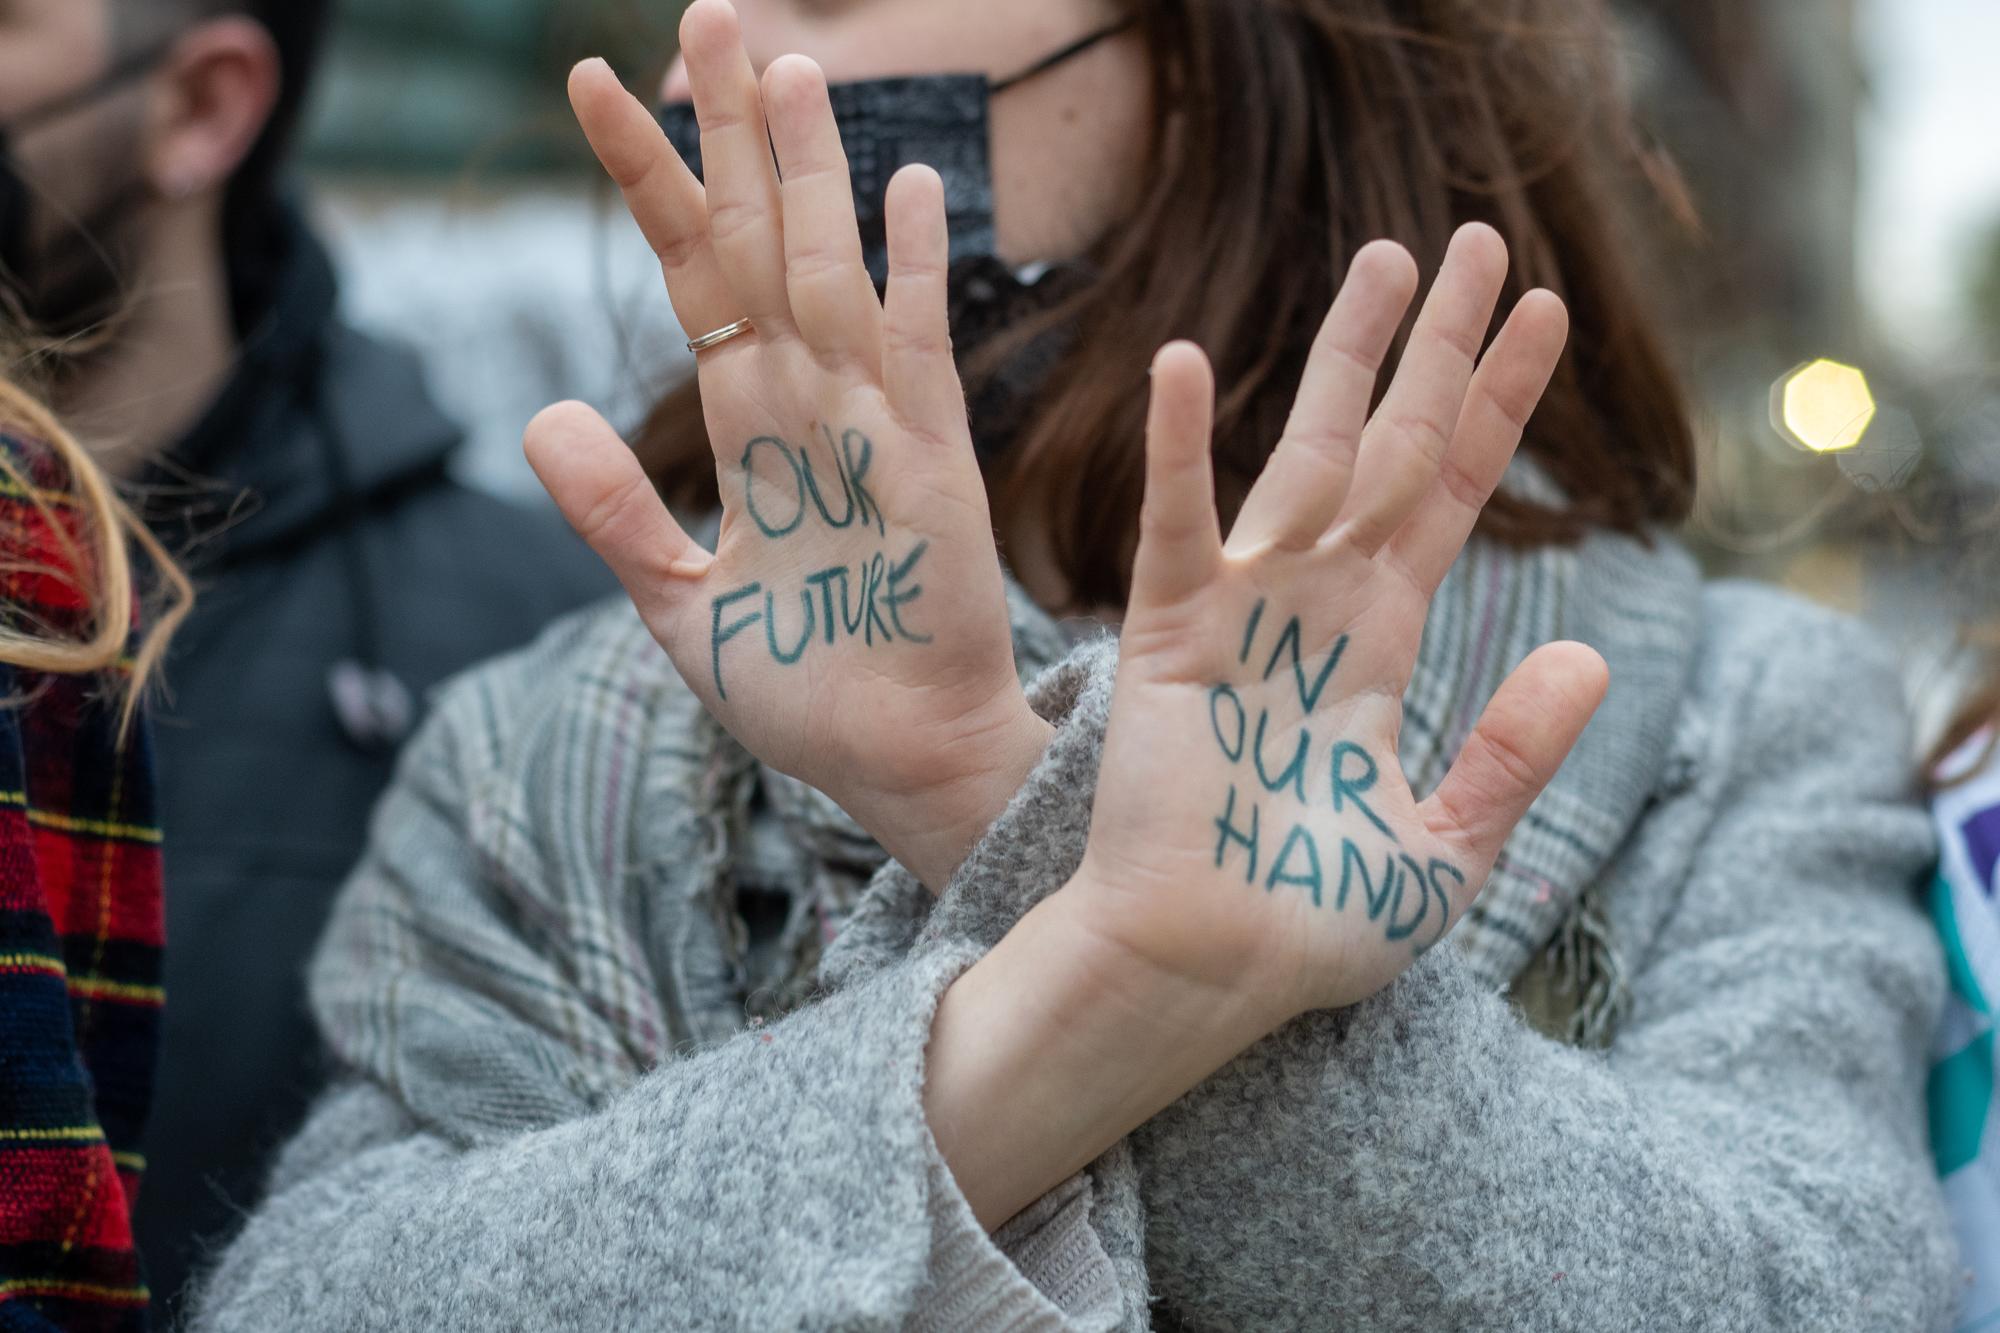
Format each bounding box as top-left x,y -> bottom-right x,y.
658,0 -> 1152,270
535,0 -> 1605,1229
656,0 -> 1152,607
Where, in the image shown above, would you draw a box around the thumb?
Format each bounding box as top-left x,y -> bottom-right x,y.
1421,641 -> 1608,876
525,400 -> 713,629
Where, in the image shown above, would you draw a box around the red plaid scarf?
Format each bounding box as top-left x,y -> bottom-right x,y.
0,432 -> 161,1331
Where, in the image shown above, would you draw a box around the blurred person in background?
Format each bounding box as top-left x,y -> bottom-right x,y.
0,368 -> 190,1330
1929,654 -> 2000,1332
0,0 -> 614,1312
191,0 -> 1959,1327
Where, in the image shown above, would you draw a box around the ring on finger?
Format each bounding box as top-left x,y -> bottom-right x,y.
687,317 -> 756,354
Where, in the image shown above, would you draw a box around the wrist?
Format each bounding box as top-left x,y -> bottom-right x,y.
1057,865 -> 1305,1039
853,697 -> 1055,892
1062,852 -> 1316,1032
924,887 -> 1283,1229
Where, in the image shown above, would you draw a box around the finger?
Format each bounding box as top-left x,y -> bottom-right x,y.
1388,290 -> 1569,595
882,166 -> 968,447
680,0 -> 794,333
1226,242 -> 1418,555
763,56 -> 884,369
661,55 -> 689,104
568,59 -> 740,340
1420,641 -> 1608,877
525,401 -> 713,630
1130,342 -> 1223,610
1337,223 -> 1510,556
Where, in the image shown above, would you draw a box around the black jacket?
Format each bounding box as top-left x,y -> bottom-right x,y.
132,207 -> 615,1313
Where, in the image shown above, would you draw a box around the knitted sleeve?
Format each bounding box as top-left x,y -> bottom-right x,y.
1141,591 -> 1959,1329
846,594 -> 1960,1331
188,608 -> 1130,1332
189,943 -> 1129,1332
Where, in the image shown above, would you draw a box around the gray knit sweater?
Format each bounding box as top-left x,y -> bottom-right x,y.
191,530 -> 1960,1330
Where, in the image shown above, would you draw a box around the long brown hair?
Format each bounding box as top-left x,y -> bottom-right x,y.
639,0 -> 1696,609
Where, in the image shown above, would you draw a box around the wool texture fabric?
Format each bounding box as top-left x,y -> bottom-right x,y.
829,585 -> 1958,1329
195,517 -> 1959,1328
0,433 -> 162,1331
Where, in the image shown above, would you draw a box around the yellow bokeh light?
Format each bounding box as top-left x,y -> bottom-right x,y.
1777,360 -> 1877,454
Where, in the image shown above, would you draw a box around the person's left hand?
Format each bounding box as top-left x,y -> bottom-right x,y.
524,3 -> 1049,891
1067,225 -> 1606,1022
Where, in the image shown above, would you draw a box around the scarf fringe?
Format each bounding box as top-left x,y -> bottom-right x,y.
1548,888 -> 1632,1049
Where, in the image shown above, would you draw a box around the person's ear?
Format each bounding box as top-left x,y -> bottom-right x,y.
141,16 -> 281,201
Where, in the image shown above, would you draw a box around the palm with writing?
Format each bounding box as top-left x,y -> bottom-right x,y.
527,2 -> 1045,889
1070,226 -> 1608,1020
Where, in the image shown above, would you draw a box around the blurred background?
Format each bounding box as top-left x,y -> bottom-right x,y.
295,0 -> 2000,742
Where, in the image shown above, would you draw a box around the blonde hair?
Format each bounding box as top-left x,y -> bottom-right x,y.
0,375 -> 193,737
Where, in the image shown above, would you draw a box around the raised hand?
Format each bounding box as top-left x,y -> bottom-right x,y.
1069,225 -> 1607,1020
526,1 -> 1048,889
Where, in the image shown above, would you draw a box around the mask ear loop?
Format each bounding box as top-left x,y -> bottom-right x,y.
990,15 -> 1142,95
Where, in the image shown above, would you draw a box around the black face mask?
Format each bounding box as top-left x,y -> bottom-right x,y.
0,44 -> 165,337
656,18 -> 1135,286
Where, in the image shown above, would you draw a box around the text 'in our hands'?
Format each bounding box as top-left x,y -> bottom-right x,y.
1206,599 -> 1464,953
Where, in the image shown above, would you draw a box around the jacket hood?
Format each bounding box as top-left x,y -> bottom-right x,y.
154,200 -> 463,565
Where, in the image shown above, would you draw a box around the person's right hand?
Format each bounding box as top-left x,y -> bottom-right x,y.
1066,224 -> 1608,1025
525,2 -> 1049,890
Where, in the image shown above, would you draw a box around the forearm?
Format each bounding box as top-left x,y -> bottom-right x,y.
926,883 -> 1282,1229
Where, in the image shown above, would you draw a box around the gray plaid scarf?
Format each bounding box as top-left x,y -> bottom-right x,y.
311,509 -> 1697,1142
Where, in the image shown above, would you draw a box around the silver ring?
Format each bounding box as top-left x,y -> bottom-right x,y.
687,318 -> 755,354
